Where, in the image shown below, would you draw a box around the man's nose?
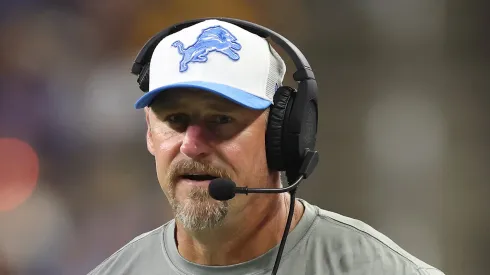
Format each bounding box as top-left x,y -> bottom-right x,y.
180,124 -> 212,160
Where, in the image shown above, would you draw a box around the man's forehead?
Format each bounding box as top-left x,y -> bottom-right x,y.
150,88 -> 238,111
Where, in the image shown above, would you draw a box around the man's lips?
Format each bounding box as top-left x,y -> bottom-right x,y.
178,174 -> 219,186
180,174 -> 219,181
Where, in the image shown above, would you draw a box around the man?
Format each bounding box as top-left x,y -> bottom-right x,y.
88,19 -> 445,275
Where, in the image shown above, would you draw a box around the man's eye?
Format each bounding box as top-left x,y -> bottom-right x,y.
166,113 -> 189,124
211,115 -> 233,124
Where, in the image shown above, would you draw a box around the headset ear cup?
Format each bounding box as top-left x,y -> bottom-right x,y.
266,86 -> 295,171
284,98 -> 318,181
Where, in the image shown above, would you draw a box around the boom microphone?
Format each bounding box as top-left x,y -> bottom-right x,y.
208,149 -> 318,202
208,175 -> 304,201
208,178 -> 237,201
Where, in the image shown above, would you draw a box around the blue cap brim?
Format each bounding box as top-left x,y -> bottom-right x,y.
134,81 -> 272,110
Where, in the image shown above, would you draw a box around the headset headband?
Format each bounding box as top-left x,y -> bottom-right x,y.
131,17 -> 316,83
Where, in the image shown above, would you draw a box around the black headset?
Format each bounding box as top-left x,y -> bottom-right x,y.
131,17 -> 318,182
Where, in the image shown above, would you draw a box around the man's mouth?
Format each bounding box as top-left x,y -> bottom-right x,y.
180,174 -> 219,181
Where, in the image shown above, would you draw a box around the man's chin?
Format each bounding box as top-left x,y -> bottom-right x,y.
172,195 -> 229,231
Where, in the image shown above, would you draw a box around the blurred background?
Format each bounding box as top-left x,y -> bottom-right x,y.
0,0 -> 488,274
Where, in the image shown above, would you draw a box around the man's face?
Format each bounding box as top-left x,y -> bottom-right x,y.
145,88 -> 271,231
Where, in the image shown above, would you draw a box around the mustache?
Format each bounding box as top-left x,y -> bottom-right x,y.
166,160 -> 233,184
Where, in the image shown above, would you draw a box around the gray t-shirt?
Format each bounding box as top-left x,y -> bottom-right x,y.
88,199 -> 444,275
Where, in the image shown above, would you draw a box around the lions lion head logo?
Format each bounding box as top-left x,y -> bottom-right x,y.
172,25 -> 242,72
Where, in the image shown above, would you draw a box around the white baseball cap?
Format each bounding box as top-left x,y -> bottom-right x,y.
134,19 -> 287,110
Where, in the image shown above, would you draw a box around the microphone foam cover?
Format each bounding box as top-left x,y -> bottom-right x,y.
209,178 -> 236,201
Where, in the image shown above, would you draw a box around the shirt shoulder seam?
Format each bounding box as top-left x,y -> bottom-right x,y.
316,214 -> 431,272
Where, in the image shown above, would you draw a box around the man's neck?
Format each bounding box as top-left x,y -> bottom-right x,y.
174,193 -> 304,266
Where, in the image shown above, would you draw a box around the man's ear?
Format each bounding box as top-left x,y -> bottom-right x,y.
145,107 -> 156,156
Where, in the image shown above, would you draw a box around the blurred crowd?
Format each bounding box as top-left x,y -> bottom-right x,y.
0,1 -> 489,275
